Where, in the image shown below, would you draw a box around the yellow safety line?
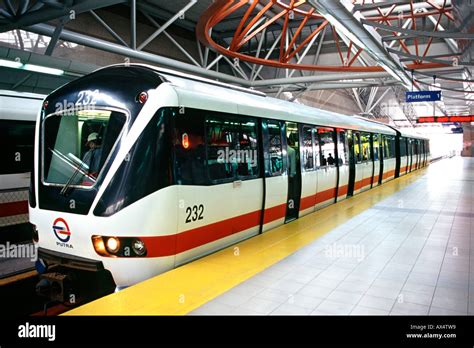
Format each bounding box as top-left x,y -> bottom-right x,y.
65,168 -> 427,315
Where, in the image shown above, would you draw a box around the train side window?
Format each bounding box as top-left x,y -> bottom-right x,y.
389,136 -> 396,159
0,120 -> 35,175
173,109 -> 207,185
400,137 -> 407,157
302,125 -> 314,171
313,127 -> 321,167
360,133 -> 372,162
360,132 -> 371,162
238,119 -> 259,179
336,129 -> 349,165
372,134 -> 379,161
266,120 -> 284,176
206,114 -> 259,182
354,132 -> 362,163
317,127 -> 335,166
382,135 -> 389,159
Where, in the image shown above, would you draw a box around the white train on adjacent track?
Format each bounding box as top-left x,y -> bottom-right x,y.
0,90 -> 44,229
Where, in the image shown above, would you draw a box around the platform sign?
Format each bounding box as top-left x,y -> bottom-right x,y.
417,115 -> 474,123
406,91 -> 441,103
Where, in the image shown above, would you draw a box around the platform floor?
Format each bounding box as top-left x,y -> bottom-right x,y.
190,157 -> 474,315
66,157 -> 473,316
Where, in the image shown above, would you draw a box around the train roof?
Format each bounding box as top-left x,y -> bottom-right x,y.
94,64 -> 428,139
0,90 -> 45,121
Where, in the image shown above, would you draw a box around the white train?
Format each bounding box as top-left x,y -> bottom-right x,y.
29,65 -> 429,300
0,90 -> 44,229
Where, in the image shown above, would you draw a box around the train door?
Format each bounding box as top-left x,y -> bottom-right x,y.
336,129 -> 350,201
372,133 -> 383,186
352,131 -> 366,195
417,140 -> 423,169
360,132 -> 373,192
260,119 -> 287,232
395,136 -> 401,178
421,140 -> 425,167
299,125 -> 318,216
413,140 -> 419,169
285,122 -> 301,222
408,139 -> 413,172
347,130 -> 355,197
400,137 -> 408,175
315,127 -> 337,209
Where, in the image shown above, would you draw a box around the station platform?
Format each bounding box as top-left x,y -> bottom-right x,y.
65,157 -> 474,316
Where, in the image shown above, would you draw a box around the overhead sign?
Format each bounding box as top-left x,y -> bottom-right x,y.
417,115 -> 474,123
406,91 -> 441,103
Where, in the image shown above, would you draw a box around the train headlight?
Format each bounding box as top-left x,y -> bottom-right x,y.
132,238 -> 147,256
92,236 -> 107,256
92,236 -> 147,257
106,237 -> 120,254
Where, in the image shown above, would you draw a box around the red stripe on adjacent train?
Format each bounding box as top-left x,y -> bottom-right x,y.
0,200 -> 28,218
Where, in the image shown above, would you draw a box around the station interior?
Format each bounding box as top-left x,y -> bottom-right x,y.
0,0 -> 473,319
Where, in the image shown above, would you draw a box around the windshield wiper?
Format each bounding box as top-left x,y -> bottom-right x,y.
60,160 -> 87,196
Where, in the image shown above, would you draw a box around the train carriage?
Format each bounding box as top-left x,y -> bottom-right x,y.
29,64 -> 430,297
0,90 -> 44,230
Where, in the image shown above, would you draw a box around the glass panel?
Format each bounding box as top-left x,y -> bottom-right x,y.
286,122 -> 299,177
302,126 -> 314,171
0,120 -> 35,175
206,115 -> 259,182
43,109 -> 126,187
313,127 -> 321,167
174,109 -> 206,185
373,134 -> 381,161
267,121 -> 284,176
400,137 -> 407,157
354,132 -> 361,163
360,132 -> 371,161
389,136 -> 396,158
337,130 -> 349,165
318,127 -> 335,166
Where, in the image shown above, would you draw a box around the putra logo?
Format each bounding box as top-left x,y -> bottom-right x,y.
52,217 -> 74,249
18,322 -> 56,341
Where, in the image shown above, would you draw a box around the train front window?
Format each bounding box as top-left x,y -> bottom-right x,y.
42,109 -> 126,188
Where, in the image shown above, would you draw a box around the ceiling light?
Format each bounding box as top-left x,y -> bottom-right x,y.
0,59 -> 23,69
23,64 -> 64,75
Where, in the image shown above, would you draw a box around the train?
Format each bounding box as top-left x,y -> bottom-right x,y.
0,90 -> 44,231
29,64 -> 430,301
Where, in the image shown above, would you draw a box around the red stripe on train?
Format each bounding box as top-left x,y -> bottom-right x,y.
137,164 -> 418,258
0,200 -> 28,218
143,204 -> 286,257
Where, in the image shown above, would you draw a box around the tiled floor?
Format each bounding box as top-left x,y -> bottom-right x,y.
190,157 -> 474,315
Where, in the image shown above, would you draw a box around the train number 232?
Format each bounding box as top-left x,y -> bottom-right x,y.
185,204 -> 204,223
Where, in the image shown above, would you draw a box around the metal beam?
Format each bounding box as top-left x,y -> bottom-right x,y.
309,0 -> 414,89
138,0 -> 197,51
89,10 -> 128,47
252,71 -> 393,87
362,19 -> 474,39
141,11 -> 200,67
27,23 -> 250,85
45,18 -> 65,56
0,0 -> 127,33
130,0 -> 136,50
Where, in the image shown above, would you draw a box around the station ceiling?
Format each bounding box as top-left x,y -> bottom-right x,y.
0,0 -> 472,126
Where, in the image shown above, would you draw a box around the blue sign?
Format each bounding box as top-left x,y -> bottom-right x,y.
406,91 -> 441,103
